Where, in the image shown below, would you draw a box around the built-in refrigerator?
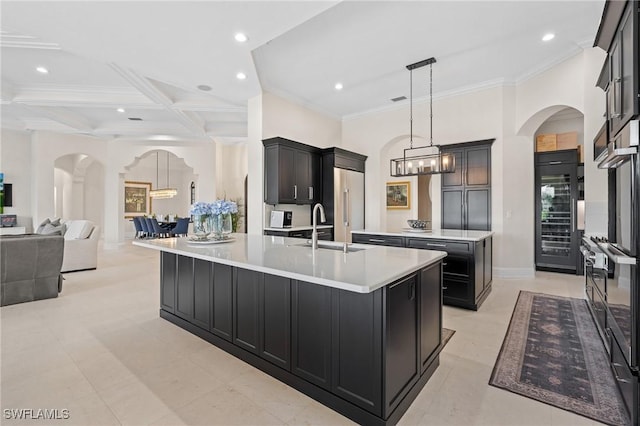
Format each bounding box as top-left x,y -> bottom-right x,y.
321,148 -> 367,243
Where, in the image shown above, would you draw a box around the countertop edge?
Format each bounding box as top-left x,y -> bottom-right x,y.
352,229 -> 494,242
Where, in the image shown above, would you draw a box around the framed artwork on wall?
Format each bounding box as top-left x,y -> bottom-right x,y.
124,181 -> 152,218
386,181 -> 410,209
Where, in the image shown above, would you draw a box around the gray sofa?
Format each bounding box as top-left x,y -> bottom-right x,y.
1,234 -> 64,306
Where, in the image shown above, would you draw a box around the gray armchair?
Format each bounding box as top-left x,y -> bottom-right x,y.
1,234 -> 64,306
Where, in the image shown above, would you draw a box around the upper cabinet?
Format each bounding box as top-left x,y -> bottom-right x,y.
263,137 -> 321,205
595,0 -> 639,138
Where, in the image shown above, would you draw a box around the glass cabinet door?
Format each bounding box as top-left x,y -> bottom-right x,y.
535,164 -> 578,270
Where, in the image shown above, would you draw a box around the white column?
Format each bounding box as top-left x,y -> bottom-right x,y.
247,94 -> 264,235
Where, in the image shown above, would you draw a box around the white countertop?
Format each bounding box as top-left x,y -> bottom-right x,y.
133,234 -> 446,294
352,229 -> 494,242
263,225 -> 333,232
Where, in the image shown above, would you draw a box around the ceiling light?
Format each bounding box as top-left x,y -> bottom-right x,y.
234,33 -> 248,43
334,83 -> 343,91
117,108 -> 125,113
150,151 -> 177,199
36,66 -> 48,74
542,33 -> 555,42
236,72 -> 247,80
197,84 -> 212,91
390,57 -> 455,177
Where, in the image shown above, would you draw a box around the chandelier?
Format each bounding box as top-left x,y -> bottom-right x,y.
150,150 -> 177,199
390,57 -> 455,177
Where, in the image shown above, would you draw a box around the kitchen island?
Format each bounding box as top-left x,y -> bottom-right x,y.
133,234 -> 446,425
353,229 -> 494,310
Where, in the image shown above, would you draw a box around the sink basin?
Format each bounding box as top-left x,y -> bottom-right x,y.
291,241 -> 366,253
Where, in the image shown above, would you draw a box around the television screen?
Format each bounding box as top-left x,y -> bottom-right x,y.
3,183 -> 12,207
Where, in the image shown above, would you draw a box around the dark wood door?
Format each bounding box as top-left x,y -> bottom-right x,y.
483,237 -> 493,287
384,275 -> 418,415
291,280 -> 332,390
211,263 -> 233,341
619,4 -> 637,130
333,288 -> 382,416
465,147 -> 491,186
192,259 -> 211,330
295,149 -> 310,204
260,274 -> 291,370
442,190 -> 464,229
442,149 -> 464,187
309,152 -> 321,204
176,255 -> 194,321
466,188 -> 491,231
419,264 -> 441,372
233,268 -> 261,354
161,252 -> 176,313
278,146 -> 296,204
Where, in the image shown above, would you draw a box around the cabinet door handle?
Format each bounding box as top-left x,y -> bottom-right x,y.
369,238 -> 386,243
294,185 -> 297,199
409,282 -> 415,300
309,186 -> 313,200
343,189 -> 350,226
427,243 -> 447,248
549,161 -> 562,165
571,197 -> 575,233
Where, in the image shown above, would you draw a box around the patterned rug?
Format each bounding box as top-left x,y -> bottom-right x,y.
490,291 -> 629,425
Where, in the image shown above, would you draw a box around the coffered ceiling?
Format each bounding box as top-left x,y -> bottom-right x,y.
1,1 -> 604,141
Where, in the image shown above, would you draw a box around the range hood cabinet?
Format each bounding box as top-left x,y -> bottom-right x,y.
598,120 -> 638,169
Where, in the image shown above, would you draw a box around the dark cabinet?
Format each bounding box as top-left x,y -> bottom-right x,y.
384,275 -> 418,414
264,137 -> 321,205
211,263 -> 233,341
233,268 -> 260,354
535,150 -> 579,273
291,280 -> 332,390
176,255 -> 194,321
441,140 -> 493,231
419,263 -> 442,373
351,233 -> 404,247
264,227 -> 333,240
259,274 -> 291,370
193,259 -> 212,330
161,252 -> 176,313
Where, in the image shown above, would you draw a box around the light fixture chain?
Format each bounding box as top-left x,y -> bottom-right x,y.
429,62 -> 433,147
409,68 -> 413,149
156,151 -> 159,189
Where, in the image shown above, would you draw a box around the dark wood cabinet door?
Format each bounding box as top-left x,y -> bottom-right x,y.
333,288 -> 382,416
384,275 -> 418,415
619,4 -> 637,129
420,264 -> 441,372
466,188 -> 491,231
465,146 -> 490,186
309,152 -> 321,204
233,268 -> 261,354
442,190 -> 463,229
211,263 -> 233,341
193,259 -> 211,330
278,146 -> 296,204
176,255 -> 194,321
260,274 -> 291,370
442,150 -> 463,187
291,280 -> 332,390
161,252 -> 176,313
295,150 -> 310,204
483,237 -> 493,287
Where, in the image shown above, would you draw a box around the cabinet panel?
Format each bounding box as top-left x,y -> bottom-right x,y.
211,263 -> 233,341
193,259 -> 211,330
161,252 -> 176,313
484,237 -> 493,287
406,238 -> 471,254
333,288 -> 382,415
442,150 -> 463,187
466,147 -> 490,186
442,276 -> 469,302
279,146 -> 297,203
442,190 -> 463,229
352,233 -> 404,247
420,264 -> 442,372
385,276 -> 418,414
233,268 -> 260,353
176,255 -> 194,321
466,189 -> 491,231
295,150 -> 310,203
291,281 -> 332,390
260,274 -> 291,370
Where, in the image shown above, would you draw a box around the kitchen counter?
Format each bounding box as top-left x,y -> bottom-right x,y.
263,224 -> 333,232
133,234 -> 445,293
133,233 -> 446,425
352,228 -> 493,241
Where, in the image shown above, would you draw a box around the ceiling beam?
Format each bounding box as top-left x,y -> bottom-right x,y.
21,104 -> 94,132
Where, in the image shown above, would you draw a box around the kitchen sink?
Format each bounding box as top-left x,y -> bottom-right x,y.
291,241 -> 366,253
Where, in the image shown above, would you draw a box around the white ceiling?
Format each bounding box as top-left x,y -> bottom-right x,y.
1,1 -> 605,141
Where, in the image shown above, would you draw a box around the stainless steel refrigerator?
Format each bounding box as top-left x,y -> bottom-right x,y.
321,148 -> 367,243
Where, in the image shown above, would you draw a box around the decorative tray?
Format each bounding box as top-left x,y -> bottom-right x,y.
402,228 -> 431,233
187,237 -> 235,244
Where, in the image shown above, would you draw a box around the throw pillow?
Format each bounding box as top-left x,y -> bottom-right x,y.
36,218 -> 51,234
39,223 -> 65,235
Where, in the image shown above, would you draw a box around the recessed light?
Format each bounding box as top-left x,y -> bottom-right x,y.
117,108 -> 125,113
236,72 -> 247,80
36,66 -> 48,74
542,33 -> 555,42
335,83 -> 343,91
234,33 -> 248,43
197,84 -> 212,91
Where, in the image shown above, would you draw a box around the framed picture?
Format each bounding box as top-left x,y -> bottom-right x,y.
124,181 -> 152,218
386,181 -> 410,209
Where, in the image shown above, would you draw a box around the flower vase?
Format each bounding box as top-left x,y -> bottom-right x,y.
192,214 -> 212,240
211,213 -> 232,240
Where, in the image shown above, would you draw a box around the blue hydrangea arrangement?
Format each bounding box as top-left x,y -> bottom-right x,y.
189,201 -> 213,216
210,199 -> 238,215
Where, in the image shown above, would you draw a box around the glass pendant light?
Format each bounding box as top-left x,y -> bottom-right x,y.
150,151 -> 177,199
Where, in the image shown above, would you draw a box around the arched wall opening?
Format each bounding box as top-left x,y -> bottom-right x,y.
53,153 -> 105,233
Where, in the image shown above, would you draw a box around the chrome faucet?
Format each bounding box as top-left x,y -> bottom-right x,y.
311,203 -> 326,250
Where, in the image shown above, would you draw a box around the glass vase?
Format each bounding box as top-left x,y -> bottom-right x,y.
192,214 -> 212,240
211,213 -> 232,240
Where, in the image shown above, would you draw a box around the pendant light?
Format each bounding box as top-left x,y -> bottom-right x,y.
390,57 -> 455,177
149,151 -> 177,199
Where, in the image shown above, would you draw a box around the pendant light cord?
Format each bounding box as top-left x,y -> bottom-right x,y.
409,68 -> 413,149
156,151 -> 159,189
429,62 -> 433,147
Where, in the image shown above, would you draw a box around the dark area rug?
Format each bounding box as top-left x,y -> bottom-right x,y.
442,328 -> 455,348
489,291 -> 629,425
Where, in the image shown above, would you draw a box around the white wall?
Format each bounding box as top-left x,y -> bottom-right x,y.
0,129 -> 33,230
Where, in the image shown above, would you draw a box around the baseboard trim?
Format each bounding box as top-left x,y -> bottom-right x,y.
494,267 -> 535,279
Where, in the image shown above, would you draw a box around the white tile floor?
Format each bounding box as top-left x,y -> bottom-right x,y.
0,242 -> 604,425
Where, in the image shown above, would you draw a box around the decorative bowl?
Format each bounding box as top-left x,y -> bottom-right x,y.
407,219 -> 429,229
